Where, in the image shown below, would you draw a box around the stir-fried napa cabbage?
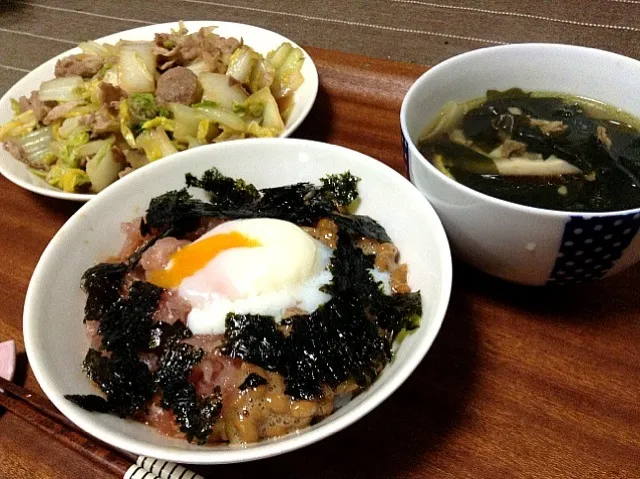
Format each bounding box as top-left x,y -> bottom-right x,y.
0,22 -> 306,193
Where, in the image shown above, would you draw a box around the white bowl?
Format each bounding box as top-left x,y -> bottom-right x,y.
23,139 -> 452,464
401,43 -> 640,286
0,21 -> 319,202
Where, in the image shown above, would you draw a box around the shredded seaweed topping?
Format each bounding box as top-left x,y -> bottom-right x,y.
249,182 -> 333,224
319,172 -> 360,207
80,231 -> 171,323
69,168 -> 420,443
185,168 -> 259,206
321,232 -> 378,298
72,315 -> 218,443
145,189 -> 215,235
222,314 -> 284,372
71,234 -> 217,442
373,291 -> 422,338
282,299 -> 389,400
145,168 -> 390,241
81,263 -> 128,323
98,281 -> 164,353
238,373 -> 268,391
330,213 -> 392,243
172,388 -> 222,445
156,331 -> 221,444
64,394 -> 113,413
222,232 -> 421,400
281,233 -> 390,398
79,349 -> 156,417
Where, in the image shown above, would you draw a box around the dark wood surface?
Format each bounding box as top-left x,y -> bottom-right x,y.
1,46 -> 639,479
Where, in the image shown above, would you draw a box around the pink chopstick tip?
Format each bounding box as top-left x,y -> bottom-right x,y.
0,340 -> 16,381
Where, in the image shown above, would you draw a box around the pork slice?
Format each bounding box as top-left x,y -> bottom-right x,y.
42,100 -> 83,125
155,67 -> 201,105
91,106 -> 118,135
177,35 -> 201,64
201,30 -> 241,73
3,138 -> 27,164
118,166 -> 134,179
18,95 -> 30,113
154,27 -> 239,72
18,91 -> 53,122
98,82 -> 127,115
55,54 -> 103,78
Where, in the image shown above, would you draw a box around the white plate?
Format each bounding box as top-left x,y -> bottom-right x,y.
0,21 -> 319,202
24,138 -> 452,464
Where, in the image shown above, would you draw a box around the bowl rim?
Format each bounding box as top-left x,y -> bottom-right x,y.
23,138 -> 453,464
400,42 -> 640,219
0,20 -> 319,203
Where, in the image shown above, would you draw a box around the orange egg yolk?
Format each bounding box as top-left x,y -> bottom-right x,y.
147,231 -> 261,289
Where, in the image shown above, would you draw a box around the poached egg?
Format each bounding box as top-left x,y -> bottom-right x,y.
148,218 -> 333,334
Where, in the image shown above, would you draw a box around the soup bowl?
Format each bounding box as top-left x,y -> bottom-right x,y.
23,139 -> 452,463
401,43 -> 640,286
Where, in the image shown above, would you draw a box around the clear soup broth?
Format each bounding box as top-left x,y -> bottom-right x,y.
417,88 -> 640,212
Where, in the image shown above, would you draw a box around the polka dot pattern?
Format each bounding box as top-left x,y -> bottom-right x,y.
547,213 -> 640,285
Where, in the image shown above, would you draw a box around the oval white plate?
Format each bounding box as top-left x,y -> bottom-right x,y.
24,138 -> 452,464
0,21 -> 319,202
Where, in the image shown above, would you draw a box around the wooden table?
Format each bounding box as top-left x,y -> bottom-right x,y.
1,47 -> 639,479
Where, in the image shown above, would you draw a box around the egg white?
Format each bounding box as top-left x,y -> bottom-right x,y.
180,218 -> 334,335
187,242 -> 333,334
165,218 -> 395,335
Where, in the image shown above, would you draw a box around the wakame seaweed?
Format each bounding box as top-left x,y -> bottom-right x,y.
222,232 -> 422,400
421,88 -> 640,212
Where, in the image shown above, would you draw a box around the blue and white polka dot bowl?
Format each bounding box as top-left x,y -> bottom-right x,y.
400,43 -> 640,286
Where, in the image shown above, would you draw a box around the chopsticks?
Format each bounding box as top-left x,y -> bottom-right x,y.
0,376 -> 132,476
0,377 -> 204,479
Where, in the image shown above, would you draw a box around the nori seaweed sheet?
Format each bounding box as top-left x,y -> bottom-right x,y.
67,168 -> 422,442
222,232 -> 422,400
